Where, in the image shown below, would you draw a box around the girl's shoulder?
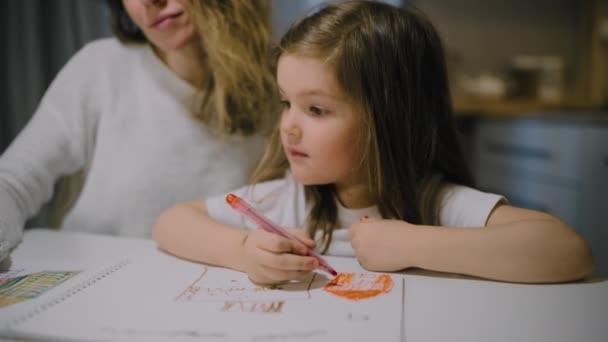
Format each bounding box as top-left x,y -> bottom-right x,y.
206,173 -> 307,229
238,173 -> 302,211
437,183 -> 506,228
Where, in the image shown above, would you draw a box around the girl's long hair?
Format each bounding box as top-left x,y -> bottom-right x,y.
252,1 -> 473,252
107,0 -> 278,136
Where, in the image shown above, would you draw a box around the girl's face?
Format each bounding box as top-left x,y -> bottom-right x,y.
122,0 -> 196,52
277,54 -> 362,190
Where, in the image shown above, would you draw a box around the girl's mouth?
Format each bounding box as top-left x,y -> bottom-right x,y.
287,148 -> 309,158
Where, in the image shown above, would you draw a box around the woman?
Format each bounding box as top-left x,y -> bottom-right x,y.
0,0 -> 277,261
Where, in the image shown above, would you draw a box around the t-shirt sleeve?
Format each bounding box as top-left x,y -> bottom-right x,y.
205,174 -> 307,230
438,184 -> 507,228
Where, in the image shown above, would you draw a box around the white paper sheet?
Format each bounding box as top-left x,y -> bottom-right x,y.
1,230 -> 405,342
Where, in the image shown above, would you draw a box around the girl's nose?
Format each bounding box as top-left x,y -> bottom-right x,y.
285,127 -> 301,145
280,112 -> 302,144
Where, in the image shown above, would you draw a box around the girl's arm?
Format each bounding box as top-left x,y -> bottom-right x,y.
350,205 -> 594,283
152,200 -> 249,271
152,201 -> 319,284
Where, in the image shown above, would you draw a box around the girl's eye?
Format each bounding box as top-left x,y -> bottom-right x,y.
279,100 -> 290,110
309,106 -> 324,116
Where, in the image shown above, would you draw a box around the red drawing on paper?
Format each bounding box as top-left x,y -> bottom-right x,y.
324,273 -> 393,301
221,300 -> 285,313
175,267 -> 323,313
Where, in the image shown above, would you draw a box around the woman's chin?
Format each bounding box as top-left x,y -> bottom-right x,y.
150,29 -> 197,53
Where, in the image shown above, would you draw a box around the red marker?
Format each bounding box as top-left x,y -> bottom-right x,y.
226,193 -> 338,276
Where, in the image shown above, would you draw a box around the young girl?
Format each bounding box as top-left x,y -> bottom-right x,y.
153,0 -> 594,285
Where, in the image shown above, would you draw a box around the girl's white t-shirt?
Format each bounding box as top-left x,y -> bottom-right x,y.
206,173 -> 505,257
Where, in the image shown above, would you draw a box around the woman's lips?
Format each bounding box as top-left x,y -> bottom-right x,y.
151,12 -> 183,29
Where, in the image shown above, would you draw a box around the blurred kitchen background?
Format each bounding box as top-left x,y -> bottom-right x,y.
1,0 -> 607,276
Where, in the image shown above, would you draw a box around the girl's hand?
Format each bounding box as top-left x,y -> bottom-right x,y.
241,228 -> 318,285
349,219 -> 416,272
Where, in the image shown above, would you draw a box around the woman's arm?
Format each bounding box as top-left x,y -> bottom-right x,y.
0,42 -> 104,261
350,205 -> 594,283
152,201 -> 248,271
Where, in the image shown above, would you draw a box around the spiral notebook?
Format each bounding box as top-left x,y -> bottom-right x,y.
0,229 -> 405,342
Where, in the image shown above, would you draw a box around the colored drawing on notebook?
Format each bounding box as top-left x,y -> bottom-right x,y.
175,266 -> 331,313
0,269 -> 24,283
0,271 -> 79,308
324,273 -> 393,301
176,266 -> 324,303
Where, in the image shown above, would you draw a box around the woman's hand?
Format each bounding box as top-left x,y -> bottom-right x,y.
349,219 -> 418,272
241,228 -> 318,285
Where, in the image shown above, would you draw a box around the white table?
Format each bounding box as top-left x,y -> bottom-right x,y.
1,229 -> 607,342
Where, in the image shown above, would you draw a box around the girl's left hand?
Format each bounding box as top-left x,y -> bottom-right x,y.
349,219 -> 417,272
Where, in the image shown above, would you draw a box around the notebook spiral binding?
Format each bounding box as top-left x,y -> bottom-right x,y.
6,259 -> 131,328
